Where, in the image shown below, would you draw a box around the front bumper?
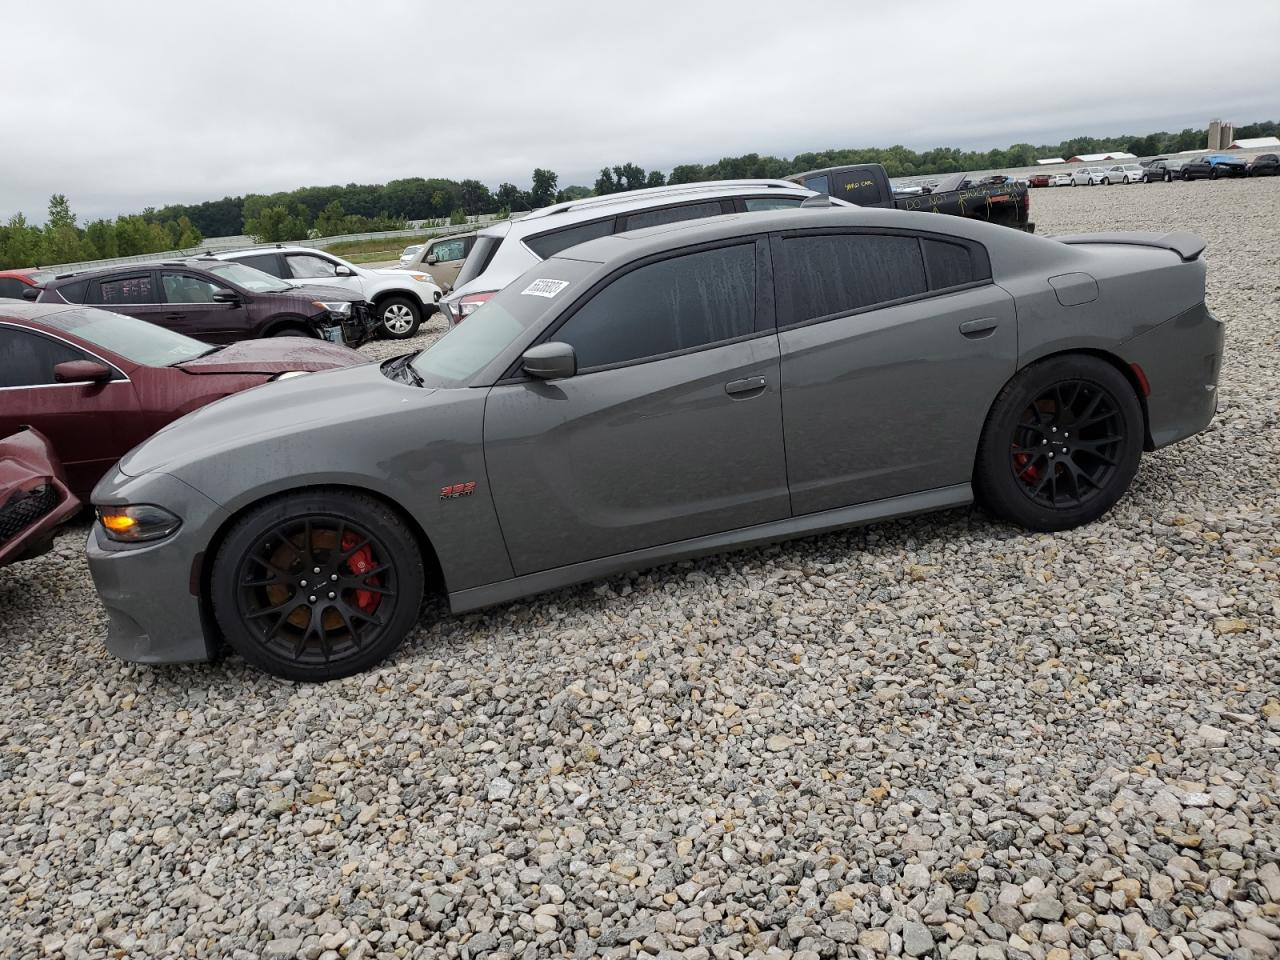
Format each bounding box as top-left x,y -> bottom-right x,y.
87,471 -> 227,664
316,303 -> 378,347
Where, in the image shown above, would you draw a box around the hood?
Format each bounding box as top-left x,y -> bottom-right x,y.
118,362 -> 435,478
175,338 -> 367,376
283,282 -> 365,302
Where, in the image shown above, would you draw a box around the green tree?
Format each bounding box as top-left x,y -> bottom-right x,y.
0,213 -> 44,269
449,208 -> 468,226
85,219 -> 118,259
594,167 -> 618,194
245,205 -> 310,243
314,200 -> 348,237
530,168 -> 559,207
459,179 -> 494,214
645,170 -> 666,188
495,182 -> 527,211
47,194 -> 77,230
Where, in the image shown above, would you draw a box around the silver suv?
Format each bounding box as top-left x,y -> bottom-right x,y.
440,180 -> 829,324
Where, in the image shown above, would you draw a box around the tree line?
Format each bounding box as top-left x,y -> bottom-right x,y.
3,120 -> 1275,268
1,194 -> 203,271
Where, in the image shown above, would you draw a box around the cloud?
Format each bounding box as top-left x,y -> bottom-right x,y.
2,0 -> 1276,223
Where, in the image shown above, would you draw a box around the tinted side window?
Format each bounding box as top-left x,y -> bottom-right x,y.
831,171 -> 885,206
432,238 -> 466,261
802,175 -> 830,193
778,234 -> 927,325
555,244 -> 755,370
233,253 -> 283,277
0,278 -> 27,299
0,328 -> 87,387
287,254 -> 338,279
161,273 -> 220,304
922,239 -> 976,290
454,235 -> 503,288
94,274 -> 157,305
622,201 -> 726,231
57,279 -> 89,303
744,197 -> 804,211
524,219 -> 614,260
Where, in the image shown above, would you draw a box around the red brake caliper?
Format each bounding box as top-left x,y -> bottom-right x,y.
1013,450 -> 1039,484
341,532 -> 380,614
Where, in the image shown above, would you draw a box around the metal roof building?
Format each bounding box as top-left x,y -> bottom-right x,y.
1226,136 -> 1280,150
1036,158 -> 1066,165
1067,152 -> 1138,163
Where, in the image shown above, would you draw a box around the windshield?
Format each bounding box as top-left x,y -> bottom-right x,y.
38,307 -> 211,366
205,261 -> 292,293
410,257 -> 595,387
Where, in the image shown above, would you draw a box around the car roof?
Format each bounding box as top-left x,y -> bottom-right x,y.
481,182 -> 817,240
553,205 -> 1016,267
43,257 -> 226,285
0,301 -> 89,322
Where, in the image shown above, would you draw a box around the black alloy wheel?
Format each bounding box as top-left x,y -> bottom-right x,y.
212,491 -> 424,680
974,355 -> 1143,531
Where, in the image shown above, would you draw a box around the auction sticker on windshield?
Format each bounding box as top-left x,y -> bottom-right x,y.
521,279 -> 570,298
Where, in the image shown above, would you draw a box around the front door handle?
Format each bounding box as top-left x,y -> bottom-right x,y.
725,376 -> 767,397
164,313 -> 185,321
959,317 -> 998,338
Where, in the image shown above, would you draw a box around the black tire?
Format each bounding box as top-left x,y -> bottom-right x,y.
376,296 -> 421,339
1165,172 -> 1172,182
268,324 -> 311,338
1102,177 -> 1110,185
974,355 -> 1143,532
210,490 -> 425,681
1142,174 -> 1151,183
1182,171 -> 1191,181
1210,168 -> 1219,180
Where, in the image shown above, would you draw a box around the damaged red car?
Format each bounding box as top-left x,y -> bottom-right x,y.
0,302 -> 368,500
0,427 -> 81,567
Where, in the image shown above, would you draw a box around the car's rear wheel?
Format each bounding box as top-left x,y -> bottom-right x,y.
211,490 -> 425,681
377,297 -> 421,339
974,355 -> 1143,532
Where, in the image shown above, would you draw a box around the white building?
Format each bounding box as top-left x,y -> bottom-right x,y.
1036,158 -> 1066,165
1067,152 -> 1137,163
1226,136 -> 1280,150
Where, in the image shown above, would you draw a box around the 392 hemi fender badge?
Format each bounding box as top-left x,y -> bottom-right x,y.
440,481 -> 477,500
521,278 -> 569,298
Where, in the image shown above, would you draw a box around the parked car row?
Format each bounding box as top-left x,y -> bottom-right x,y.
1024,153 -> 1277,186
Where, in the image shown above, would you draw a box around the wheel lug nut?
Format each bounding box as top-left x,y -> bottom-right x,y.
328,592 -> 336,600
330,574 -> 338,582
299,579 -> 308,587
313,567 -> 321,574
309,595 -> 317,603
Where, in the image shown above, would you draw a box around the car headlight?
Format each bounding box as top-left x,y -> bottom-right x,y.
272,371 -> 310,381
313,301 -> 352,317
97,504 -> 182,542
408,274 -> 432,283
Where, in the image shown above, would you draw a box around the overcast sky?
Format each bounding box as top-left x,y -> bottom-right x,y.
3,0 -> 1277,223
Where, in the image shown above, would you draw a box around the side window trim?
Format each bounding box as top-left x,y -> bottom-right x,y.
768,228 -> 993,332
499,236 -> 772,382
521,215 -> 620,260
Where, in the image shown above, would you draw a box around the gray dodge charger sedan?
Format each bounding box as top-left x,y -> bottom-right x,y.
87,206 -> 1223,680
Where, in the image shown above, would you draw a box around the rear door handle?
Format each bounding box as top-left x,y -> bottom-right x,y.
725,376 -> 767,396
959,317 -> 998,338
164,313 -> 185,321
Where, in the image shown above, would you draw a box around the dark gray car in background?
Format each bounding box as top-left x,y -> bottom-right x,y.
86,206 -> 1223,681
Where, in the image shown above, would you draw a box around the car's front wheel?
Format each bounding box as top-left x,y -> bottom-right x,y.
974,355 -> 1143,532
211,490 -> 425,681
377,296 -> 422,339
1101,177 -> 1110,185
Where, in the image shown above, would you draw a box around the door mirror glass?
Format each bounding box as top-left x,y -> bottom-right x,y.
53,360 -> 112,384
522,342 -> 576,380
335,265 -> 355,277
211,288 -> 240,304
426,254 -> 438,264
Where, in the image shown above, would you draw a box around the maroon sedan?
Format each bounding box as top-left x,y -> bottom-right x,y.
0,427 -> 81,568
0,302 -> 367,500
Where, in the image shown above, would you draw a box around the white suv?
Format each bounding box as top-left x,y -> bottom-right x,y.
213,246 -> 443,339
440,180 -> 831,324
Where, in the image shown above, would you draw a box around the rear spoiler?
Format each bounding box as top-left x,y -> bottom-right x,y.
1053,231 -> 1205,262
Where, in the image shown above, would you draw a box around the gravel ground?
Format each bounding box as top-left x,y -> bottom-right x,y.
1,177 -> 1278,960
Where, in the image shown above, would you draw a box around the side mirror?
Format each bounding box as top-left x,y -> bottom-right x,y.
425,254 -> 438,265
22,286 -> 40,301
335,265 -> 355,277
212,288 -> 241,304
522,342 -> 576,381
54,360 -> 113,384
